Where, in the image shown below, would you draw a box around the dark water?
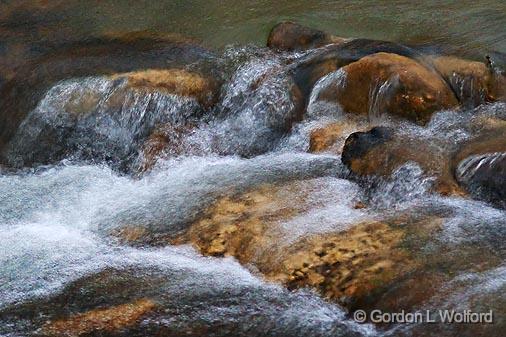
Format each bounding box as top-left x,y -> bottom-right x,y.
2,1 -> 506,52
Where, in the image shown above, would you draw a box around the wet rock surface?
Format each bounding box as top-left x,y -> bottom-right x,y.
1,265 -> 368,337
429,55 -> 495,106
267,21 -> 346,52
175,181 -> 504,322
453,124 -> 506,208
312,52 -> 459,124
1,69 -> 218,171
341,126 -> 465,196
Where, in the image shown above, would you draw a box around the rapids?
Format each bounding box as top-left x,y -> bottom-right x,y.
0,19 -> 505,337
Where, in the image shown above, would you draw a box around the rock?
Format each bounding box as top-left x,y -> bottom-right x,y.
492,72 -> 506,101
312,53 -> 459,124
289,39 -> 424,99
183,187 -> 419,311
341,126 -> 465,196
308,117 -> 368,153
0,266 -> 366,337
134,123 -> 198,173
111,69 -> 219,108
0,32 -> 215,157
456,152 -> 506,208
267,22 -> 345,52
42,299 -> 156,336
180,183 -> 503,314
2,68 -> 216,170
429,55 -> 495,107
278,220 -> 416,310
453,126 -> 506,208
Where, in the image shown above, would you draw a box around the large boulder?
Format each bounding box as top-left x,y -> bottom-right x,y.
311,53 -> 459,124
267,21 -> 346,52
0,32 -> 216,155
289,39 -> 423,100
2,68 -> 218,170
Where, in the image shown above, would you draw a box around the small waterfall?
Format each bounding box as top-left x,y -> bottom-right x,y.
367,162 -> 435,210
456,152 -> 506,208
367,75 -> 399,124
163,49 -> 305,158
306,68 -> 346,119
4,76 -> 203,170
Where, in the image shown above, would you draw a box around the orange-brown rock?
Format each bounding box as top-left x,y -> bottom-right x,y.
308,117 -> 368,153
429,56 -> 495,106
267,22 -> 346,52
42,298 -> 156,336
289,39 -> 422,102
183,183 -> 506,317
180,182 -> 459,312
184,183 -> 312,263
315,52 -> 459,124
110,69 -> 218,108
274,221 -> 417,310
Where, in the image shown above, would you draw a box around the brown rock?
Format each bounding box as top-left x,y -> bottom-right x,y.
289,39 -> 423,102
429,56 -> 494,106
111,69 -> 219,108
314,53 -> 459,124
276,221 -> 416,310
42,298 -> 156,336
179,182 -> 445,311
308,117 -> 368,153
0,31 -> 215,155
267,22 -> 345,52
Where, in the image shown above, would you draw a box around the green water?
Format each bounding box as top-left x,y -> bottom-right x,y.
2,0 -> 506,53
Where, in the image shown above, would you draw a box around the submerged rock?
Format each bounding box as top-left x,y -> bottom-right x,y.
182,182 -> 414,311
267,21 -> 346,52
312,53 -> 458,124
0,265 -> 366,337
453,126 -> 506,208
42,299 -> 156,336
178,182 -> 504,317
341,126 -> 465,196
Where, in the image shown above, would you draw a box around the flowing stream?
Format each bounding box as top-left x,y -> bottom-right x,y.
1,2 -> 506,337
